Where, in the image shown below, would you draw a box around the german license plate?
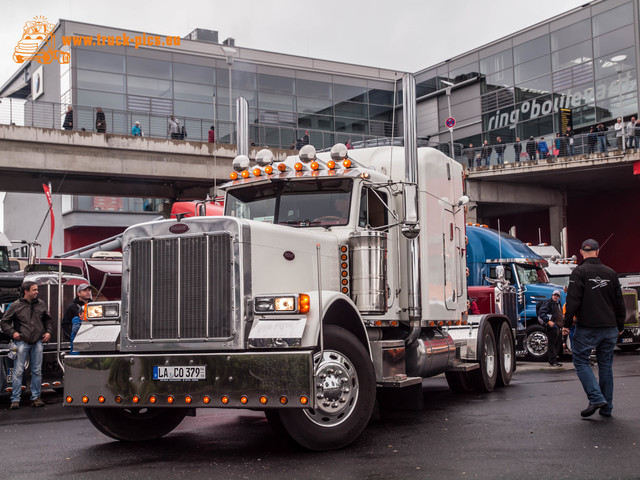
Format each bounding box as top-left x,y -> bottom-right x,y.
153,365 -> 206,381
621,337 -> 633,343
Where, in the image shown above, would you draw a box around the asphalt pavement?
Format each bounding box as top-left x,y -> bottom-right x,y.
1,350 -> 639,480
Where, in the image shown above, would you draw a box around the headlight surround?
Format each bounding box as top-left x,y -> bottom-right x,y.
85,302 -> 120,320
254,295 -> 309,314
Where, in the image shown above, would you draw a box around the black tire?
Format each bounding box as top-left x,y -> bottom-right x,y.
470,320 -> 498,393
85,407 -> 188,441
277,325 -> 376,451
524,324 -> 549,362
445,370 -> 473,393
618,344 -> 640,352
496,322 -> 515,388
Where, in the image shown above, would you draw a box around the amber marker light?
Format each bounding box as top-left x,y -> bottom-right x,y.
229,171 -> 238,180
298,294 -> 311,314
115,396 -> 122,404
221,396 -> 229,404
294,162 -> 303,171
82,396 -> 89,404
66,396 -> 73,404
185,396 -> 193,404
342,287 -> 348,294
241,170 -> 250,178
300,396 -> 309,405
341,254 -> 347,261
167,396 -> 175,404
277,163 -> 287,172
342,279 -> 348,285
253,168 -> 261,177
310,161 -> 319,170
279,396 -> 288,405
260,396 -> 268,405
343,159 -> 352,168
203,396 -> 211,404
341,262 -> 348,269
327,160 -> 336,169
265,165 -> 273,174
240,396 -> 248,404
341,246 -> 347,252
149,396 -> 157,404
98,396 -> 105,404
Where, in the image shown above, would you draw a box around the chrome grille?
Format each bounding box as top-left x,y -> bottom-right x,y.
128,233 -> 233,341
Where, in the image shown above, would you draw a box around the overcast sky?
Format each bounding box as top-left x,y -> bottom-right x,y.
3,0 -> 590,84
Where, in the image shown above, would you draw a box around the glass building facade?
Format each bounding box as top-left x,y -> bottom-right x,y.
414,0 -> 639,149
66,39 -> 397,146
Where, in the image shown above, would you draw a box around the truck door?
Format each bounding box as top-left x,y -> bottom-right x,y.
442,210 -> 459,310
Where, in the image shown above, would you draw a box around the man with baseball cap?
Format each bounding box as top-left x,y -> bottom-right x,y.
61,283 -> 92,341
537,289 -> 564,366
563,239 -> 625,417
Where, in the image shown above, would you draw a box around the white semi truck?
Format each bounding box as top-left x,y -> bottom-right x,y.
63,75 -> 516,451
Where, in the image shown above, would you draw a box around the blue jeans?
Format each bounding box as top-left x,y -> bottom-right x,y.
598,136 -> 607,153
496,153 -> 504,165
11,340 -> 43,402
634,135 -> 639,151
572,325 -> 618,412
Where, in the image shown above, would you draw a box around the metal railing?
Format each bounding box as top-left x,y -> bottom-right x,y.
0,98 -> 394,151
461,128 -> 640,169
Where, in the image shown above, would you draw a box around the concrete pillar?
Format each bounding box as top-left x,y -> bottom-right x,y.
549,205 -> 563,251
466,201 -> 478,223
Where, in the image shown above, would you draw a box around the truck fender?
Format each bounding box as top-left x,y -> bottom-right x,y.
301,291 -> 371,358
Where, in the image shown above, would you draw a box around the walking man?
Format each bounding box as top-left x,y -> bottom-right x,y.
538,289 -> 564,367
1,281 -> 52,409
562,239 -> 625,418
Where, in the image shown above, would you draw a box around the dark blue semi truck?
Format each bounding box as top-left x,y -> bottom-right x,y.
466,224 -> 566,361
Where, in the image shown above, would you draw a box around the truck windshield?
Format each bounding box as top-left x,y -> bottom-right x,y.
515,264 -> 549,285
225,178 -> 353,227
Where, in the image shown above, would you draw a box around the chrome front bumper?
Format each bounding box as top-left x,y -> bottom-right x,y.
64,351 -> 313,408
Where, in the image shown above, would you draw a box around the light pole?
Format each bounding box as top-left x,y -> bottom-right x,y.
442,80 -> 455,158
222,46 -> 238,144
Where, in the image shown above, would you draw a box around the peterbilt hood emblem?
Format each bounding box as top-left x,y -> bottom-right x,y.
169,223 -> 189,234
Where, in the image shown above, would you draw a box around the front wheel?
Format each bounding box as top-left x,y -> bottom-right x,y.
277,325 -> 376,451
524,325 -> 549,361
85,407 -> 188,441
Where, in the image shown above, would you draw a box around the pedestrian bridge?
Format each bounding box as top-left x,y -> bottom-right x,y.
0,124 -> 291,199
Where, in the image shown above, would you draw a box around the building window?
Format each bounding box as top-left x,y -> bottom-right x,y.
514,36 -> 550,65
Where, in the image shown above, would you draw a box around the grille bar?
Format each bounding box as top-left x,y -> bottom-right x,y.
128,233 -> 233,342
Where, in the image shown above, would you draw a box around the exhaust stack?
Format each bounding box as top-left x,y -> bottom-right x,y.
236,97 -> 249,157
401,74 -> 422,326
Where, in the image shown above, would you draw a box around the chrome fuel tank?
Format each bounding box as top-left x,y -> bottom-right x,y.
349,230 -> 387,314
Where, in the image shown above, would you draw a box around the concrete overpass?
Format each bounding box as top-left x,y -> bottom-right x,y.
0,124 -> 291,199
466,150 -> 640,250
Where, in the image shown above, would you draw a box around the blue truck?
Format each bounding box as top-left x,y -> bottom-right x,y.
466,224 -> 566,361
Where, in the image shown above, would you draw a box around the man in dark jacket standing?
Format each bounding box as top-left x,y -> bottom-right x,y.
563,239 -> 625,418
1,281 -> 52,409
61,282 -> 92,341
538,289 -> 564,366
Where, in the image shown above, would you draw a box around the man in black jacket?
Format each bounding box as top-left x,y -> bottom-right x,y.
563,239 -> 625,418
61,282 -> 93,341
538,290 -> 563,366
1,281 -> 52,409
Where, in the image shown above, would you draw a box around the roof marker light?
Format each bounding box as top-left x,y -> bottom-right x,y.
241,170 -> 250,178
277,163 -> 287,172
229,171 -> 238,180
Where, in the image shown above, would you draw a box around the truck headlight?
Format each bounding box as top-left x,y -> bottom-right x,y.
86,302 -> 120,320
254,294 -> 310,314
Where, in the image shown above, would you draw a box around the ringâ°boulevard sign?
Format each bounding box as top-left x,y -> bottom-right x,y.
445,117 -> 456,129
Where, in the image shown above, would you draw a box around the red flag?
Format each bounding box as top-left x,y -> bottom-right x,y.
42,183 -> 54,257
634,161 -> 640,175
